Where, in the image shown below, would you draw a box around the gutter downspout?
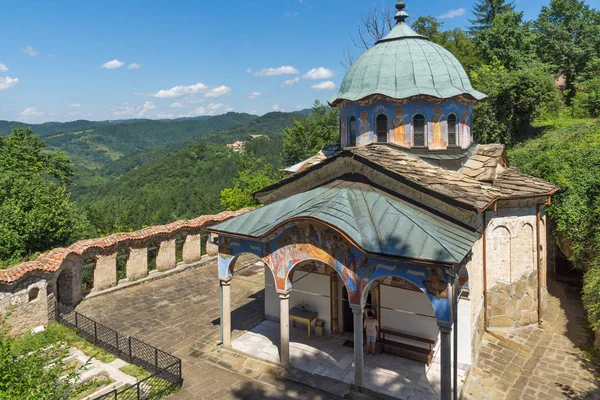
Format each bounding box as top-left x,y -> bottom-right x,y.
536,204 -> 542,325
483,210 -> 488,330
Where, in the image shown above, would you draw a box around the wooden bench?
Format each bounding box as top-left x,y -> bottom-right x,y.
379,328 -> 436,365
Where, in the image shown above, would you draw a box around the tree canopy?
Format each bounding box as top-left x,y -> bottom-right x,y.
0,127 -> 90,265
470,0 -> 516,33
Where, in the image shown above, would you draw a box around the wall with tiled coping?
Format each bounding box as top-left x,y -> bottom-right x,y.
0,209 -> 250,335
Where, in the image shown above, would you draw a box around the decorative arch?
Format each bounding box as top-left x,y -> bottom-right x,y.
217,220 -> 455,324
447,113 -> 459,147
412,113 -> 427,147
375,113 -> 389,143
348,115 -> 357,147
513,223 -> 535,279
489,225 -> 511,283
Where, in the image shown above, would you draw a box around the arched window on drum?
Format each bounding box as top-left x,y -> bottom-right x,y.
376,114 -> 388,143
413,114 -> 427,147
348,116 -> 357,146
447,113 -> 458,146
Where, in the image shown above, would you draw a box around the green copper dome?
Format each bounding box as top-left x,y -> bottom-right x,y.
330,16 -> 487,106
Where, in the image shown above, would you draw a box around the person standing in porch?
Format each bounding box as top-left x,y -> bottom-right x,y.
364,311 -> 379,355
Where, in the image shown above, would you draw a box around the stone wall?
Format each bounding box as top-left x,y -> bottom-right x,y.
0,209 -> 250,335
487,270 -> 538,328
0,277 -> 50,335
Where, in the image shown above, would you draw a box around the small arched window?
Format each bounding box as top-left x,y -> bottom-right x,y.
28,287 -> 40,302
447,114 -> 458,146
413,114 -> 427,147
348,116 -> 357,147
376,114 -> 388,143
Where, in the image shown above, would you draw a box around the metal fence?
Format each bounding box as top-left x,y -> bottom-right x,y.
56,303 -> 183,399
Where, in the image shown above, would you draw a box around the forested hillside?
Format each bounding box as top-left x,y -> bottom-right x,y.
72,111 -> 305,233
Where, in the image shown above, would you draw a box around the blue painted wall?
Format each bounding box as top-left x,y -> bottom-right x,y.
339,99 -> 473,149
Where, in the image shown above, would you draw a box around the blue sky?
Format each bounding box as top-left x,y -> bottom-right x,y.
0,0 -> 597,123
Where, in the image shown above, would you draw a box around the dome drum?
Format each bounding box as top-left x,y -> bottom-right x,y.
340,99 -> 472,150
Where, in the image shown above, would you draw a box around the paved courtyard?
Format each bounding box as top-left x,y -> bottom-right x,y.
76,260 -> 340,399
76,258 -> 600,399
463,280 -> 600,399
233,320 -> 467,399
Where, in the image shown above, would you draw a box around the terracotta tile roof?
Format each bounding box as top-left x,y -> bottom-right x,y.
0,209 -> 251,285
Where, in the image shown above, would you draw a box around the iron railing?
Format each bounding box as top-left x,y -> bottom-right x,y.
56,302 -> 183,399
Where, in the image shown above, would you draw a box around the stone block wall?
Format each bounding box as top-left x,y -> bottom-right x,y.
0,277 -> 49,335
487,270 -> 538,328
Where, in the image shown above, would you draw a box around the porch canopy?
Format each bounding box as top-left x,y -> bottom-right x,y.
207,177 -> 478,391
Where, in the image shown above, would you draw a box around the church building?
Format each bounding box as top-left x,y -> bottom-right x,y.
207,2 -> 557,399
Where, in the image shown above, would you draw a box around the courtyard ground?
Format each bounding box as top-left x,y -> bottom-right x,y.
77,260 -> 600,399
76,261 -> 341,399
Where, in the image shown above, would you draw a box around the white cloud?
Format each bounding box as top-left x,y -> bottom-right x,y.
281,77 -> 300,87
144,82 -> 208,98
438,8 -> 466,19
183,103 -> 231,117
248,91 -> 262,99
20,107 -> 44,118
113,101 -> 156,117
246,68 -> 253,74
303,67 -> 335,80
20,46 -> 38,56
71,103 -> 81,108
296,104 -> 308,109
204,85 -> 231,98
170,102 -> 185,108
272,104 -> 284,112
0,63 -> 7,72
0,76 -> 19,91
155,111 -> 174,119
311,81 -> 337,90
102,59 -> 125,69
255,66 -> 299,76
249,110 -> 258,115
128,63 -> 141,69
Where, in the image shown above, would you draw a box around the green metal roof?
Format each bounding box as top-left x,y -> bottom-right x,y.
209,180 -> 479,265
329,22 -> 487,106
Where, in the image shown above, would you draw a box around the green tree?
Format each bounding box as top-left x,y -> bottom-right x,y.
220,154 -> 278,211
536,0 -> 600,103
476,11 -> 539,70
471,59 -> 562,144
0,127 -> 91,265
412,16 -> 443,41
571,77 -> 600,118
282,101 -> 339,166
470,0 -> 515,33
509,121 -> 600,328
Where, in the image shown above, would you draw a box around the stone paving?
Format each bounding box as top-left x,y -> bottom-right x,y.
463,280 -> 600,399
76,260 -> 339,399
232,320 -> 468,399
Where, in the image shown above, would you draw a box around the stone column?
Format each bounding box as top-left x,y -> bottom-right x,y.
221,279 -> 232,347
206,234 -> 218,257
439,324 -> 452,400
279,292 -> 291,367
351,304 -> 364,387
183,234 -> 202,264
127,247 -> 148,281
156,239 -> 177,272
94,253 -> 117,291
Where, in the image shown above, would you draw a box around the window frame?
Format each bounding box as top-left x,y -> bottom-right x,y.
447,113 -> 459,147
375,113 -> 389,143
412,114 -> 428,148
348,115 -> 357,147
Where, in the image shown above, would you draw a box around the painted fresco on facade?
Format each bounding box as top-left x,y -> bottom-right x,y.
392,108 -> 409,147
341,99 -> 472,150
217,222 -> 453,323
